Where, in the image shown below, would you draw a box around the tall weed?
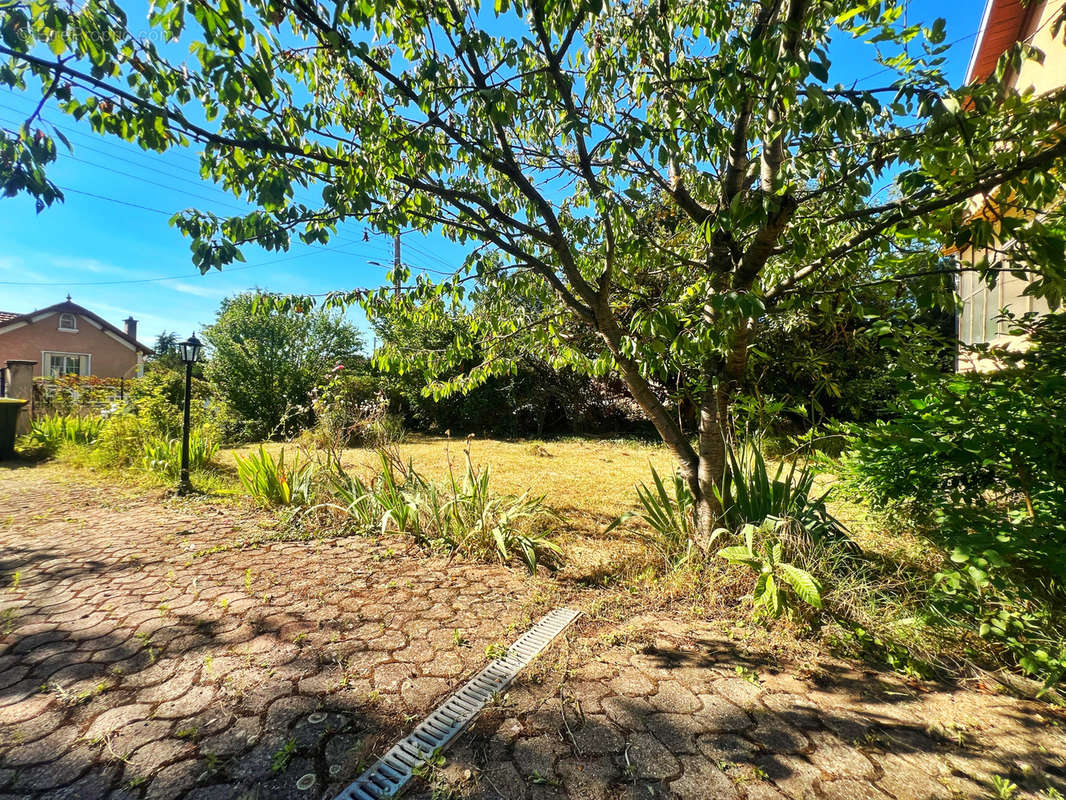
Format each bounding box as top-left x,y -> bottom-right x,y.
323,445 -> 560,574
234,446 -> 315,507
718,520 -> 824,619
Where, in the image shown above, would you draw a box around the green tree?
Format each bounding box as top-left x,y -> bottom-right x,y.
372,297 -> 637,436
202,293 -> 363,440
3,1 -> 1065,539
148,330 -> 183,372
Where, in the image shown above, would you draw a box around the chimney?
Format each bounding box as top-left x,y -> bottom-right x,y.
124,316 -> 137,341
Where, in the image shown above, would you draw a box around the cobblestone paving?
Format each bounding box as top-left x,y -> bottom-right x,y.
1,466 -> 1065,800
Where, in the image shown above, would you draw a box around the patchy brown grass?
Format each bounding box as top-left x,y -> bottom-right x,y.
229,434 -> 674,520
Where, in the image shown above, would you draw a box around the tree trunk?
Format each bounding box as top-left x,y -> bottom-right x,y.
690,328 -> 751,545
591,305 -> 748,550
691,382 -> 729,545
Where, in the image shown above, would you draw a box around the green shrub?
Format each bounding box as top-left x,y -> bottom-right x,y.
844,313 -> 1066,687
309,369 -> 403,448
93,412 -> 155,467
611,440 -> 850,575
234,446 -> 315,507
25,414 -> 103,449
203,293 -> 364,440
92,369 -> 221,469
717,439 -> 849,546
141,433 -> 219,477
846,315 -> 1065,519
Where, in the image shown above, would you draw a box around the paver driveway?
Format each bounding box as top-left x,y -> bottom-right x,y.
1,465 -> 1065,800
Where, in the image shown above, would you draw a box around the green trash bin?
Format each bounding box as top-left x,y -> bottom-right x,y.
0,398 -> 27,460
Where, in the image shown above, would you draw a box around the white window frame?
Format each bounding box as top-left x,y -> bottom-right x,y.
58,313 -> 79,332
42,351 -> 91,377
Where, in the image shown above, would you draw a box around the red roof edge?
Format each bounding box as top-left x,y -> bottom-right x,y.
966,0 -> 1041,84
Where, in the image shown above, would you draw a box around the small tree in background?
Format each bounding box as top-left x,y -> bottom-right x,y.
202,293 -> 363,440
146,330 -> 184,374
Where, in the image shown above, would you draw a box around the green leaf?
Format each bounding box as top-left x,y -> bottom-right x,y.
778,563 -> 823,609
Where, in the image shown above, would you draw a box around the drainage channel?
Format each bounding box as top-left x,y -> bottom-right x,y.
333,606 -> 581,800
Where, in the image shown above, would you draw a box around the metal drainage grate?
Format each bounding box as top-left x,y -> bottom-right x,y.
334,606 -> 581,800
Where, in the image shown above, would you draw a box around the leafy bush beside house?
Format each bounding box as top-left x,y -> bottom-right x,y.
848,313 -> 1066,522
87,366 -> 223,477
845,313 -> 1066,686
745,267 -> 956,427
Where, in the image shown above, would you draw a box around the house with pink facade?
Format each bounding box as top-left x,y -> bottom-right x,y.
0,297 -> 152,379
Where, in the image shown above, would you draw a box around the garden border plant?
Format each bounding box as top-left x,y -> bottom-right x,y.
312,437 -> 562,574
842,313 -> 1066,691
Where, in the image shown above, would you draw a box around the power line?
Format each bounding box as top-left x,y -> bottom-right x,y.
0,87 -> 204,167
0,115 -> 381,254
403,240 -> 460,271
0,111 -> 211,192
57,186 -> 172,216
0,99 -> 368,238
0,249 -> 327,287
2,182 -> 453,285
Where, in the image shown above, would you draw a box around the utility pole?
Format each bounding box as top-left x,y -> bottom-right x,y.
393,234 -> 402,299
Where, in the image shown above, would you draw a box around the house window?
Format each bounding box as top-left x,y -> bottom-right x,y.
58,313 -> 78,331
43,352 -> 90,377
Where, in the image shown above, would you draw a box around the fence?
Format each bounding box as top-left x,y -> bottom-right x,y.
33,375 -> 136,418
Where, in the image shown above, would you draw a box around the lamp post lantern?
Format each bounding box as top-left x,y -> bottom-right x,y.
177,334 -> 202,495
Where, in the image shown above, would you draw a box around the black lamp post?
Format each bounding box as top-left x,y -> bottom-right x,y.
177,334 -> 202,495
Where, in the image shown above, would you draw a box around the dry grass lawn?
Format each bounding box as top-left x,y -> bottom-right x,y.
229,435 -> 673,523
226,434 -> 680,579
223,434 -> 906,584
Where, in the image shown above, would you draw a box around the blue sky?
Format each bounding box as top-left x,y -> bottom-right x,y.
0,1 -> 981,349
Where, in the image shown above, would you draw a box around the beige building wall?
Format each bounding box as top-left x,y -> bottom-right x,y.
1012,1 -> 1066,96
957,0 -> 1065,370
0,312 -> 143,378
